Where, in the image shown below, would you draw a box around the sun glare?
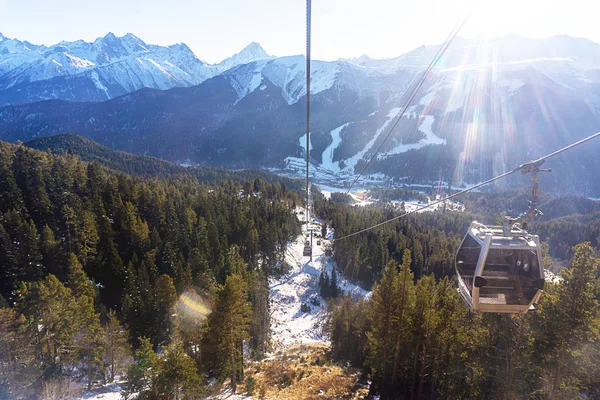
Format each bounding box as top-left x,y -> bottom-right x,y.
464,0 -> 556,41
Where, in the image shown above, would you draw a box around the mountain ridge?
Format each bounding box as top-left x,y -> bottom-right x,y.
0,32 -> 273,105
1,34 -> 600,196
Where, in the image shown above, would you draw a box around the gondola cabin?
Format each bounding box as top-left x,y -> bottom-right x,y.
455,221 -> 545,313
303,241 -> 312,257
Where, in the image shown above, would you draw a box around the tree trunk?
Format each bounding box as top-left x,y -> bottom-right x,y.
240,340 -> 245,380
410,343 -> 420,400
87,357 -> 92,390
230,329 -> 237,393
429,375 -> 437,400
381,346 -> 387,396
231,349 -> 237,392
417,346 -> 427,400
549,353 -> 563,400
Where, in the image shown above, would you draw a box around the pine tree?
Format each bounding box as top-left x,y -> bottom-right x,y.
67,253 -> 95,300
366,259 -> 400,396
152,340 -> 203,399
80,210 -> 100,266
67,253 -> 104,389
11,146 -> 52,224
153,274 -> 178,346
77,295 -> 105,389
390,249 -> 415,391
3,211 -> 44,290
331,267 -> 339,298
17,274 -> 79,375
409,275 -> 435,399
532,242 -> 600,399
248,270 -> 270,357
103,309 -> 132,382
0,307 -> 39,399
227,245 -> 246,276
93,201 -> 125,309
123,337 -> 158,399
0,223 -> 19,301
122,262 -> 144,342
210,273 -> 252,392
330,296 -> 369,367
40,224 -> 64,279
0,157 -> 24,214
187,247 -> 208,279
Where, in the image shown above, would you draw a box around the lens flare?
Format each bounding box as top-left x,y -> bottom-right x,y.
177,289 -> 212,322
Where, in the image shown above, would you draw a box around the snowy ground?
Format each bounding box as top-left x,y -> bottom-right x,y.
206,387 -> 253,400
319,184 -> 465,213
384,115 -> 446,156
400,196 -> 465,213
269,220 -> 370,350
348,191 -> 375,207
79,383 -> 123,400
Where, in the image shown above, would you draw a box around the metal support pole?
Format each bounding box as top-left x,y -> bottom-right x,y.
306,0 -> 312,261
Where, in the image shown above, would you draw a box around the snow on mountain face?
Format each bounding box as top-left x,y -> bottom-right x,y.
220,56 -> 341,105
0,34 -> 45,76
0,33 -> 279,104
0,32 -> 217,92
353,35 -> 600,83
215,41 -> 273,73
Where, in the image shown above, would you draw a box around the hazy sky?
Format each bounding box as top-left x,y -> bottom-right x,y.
0,0 -> 597,63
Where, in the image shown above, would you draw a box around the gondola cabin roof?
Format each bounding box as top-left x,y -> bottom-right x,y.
466,222 -> 539,249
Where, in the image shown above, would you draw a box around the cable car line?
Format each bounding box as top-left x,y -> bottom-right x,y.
343,13 -> 471,196
303,0 -> 314,260
333,130 -> 600,243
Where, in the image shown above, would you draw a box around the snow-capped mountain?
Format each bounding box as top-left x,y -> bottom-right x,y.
215,42 -> 274,73
0,34 -> 45,76
0,32 -> 272,105
1,34 -> 600,195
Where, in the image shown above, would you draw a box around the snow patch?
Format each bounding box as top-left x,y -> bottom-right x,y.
384,115 -> 445,156
545,269 -> 562,284
343,107 -> 401,172
261,56 -> 339,105
269,216 -> 369,350
320,123 -> 349,173
64,53 -> 95,69
79,382 -> 124,400
90,70 -> 109,97
348,191 -> 375,207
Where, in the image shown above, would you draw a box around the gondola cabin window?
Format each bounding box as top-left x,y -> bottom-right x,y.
455,222 -> 545,313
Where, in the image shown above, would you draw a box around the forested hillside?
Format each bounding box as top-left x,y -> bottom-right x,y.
24,133 -> 305,190
329,243 -> 600,399
312,189 -> 600,399
314,188 -> 600,290
2,137 -> 600,399
0,140 -> 302,398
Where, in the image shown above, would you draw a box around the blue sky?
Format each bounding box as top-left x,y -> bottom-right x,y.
0,0 -> 598,63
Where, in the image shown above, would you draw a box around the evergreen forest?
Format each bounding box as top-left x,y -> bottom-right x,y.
0,136 -> 599,399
